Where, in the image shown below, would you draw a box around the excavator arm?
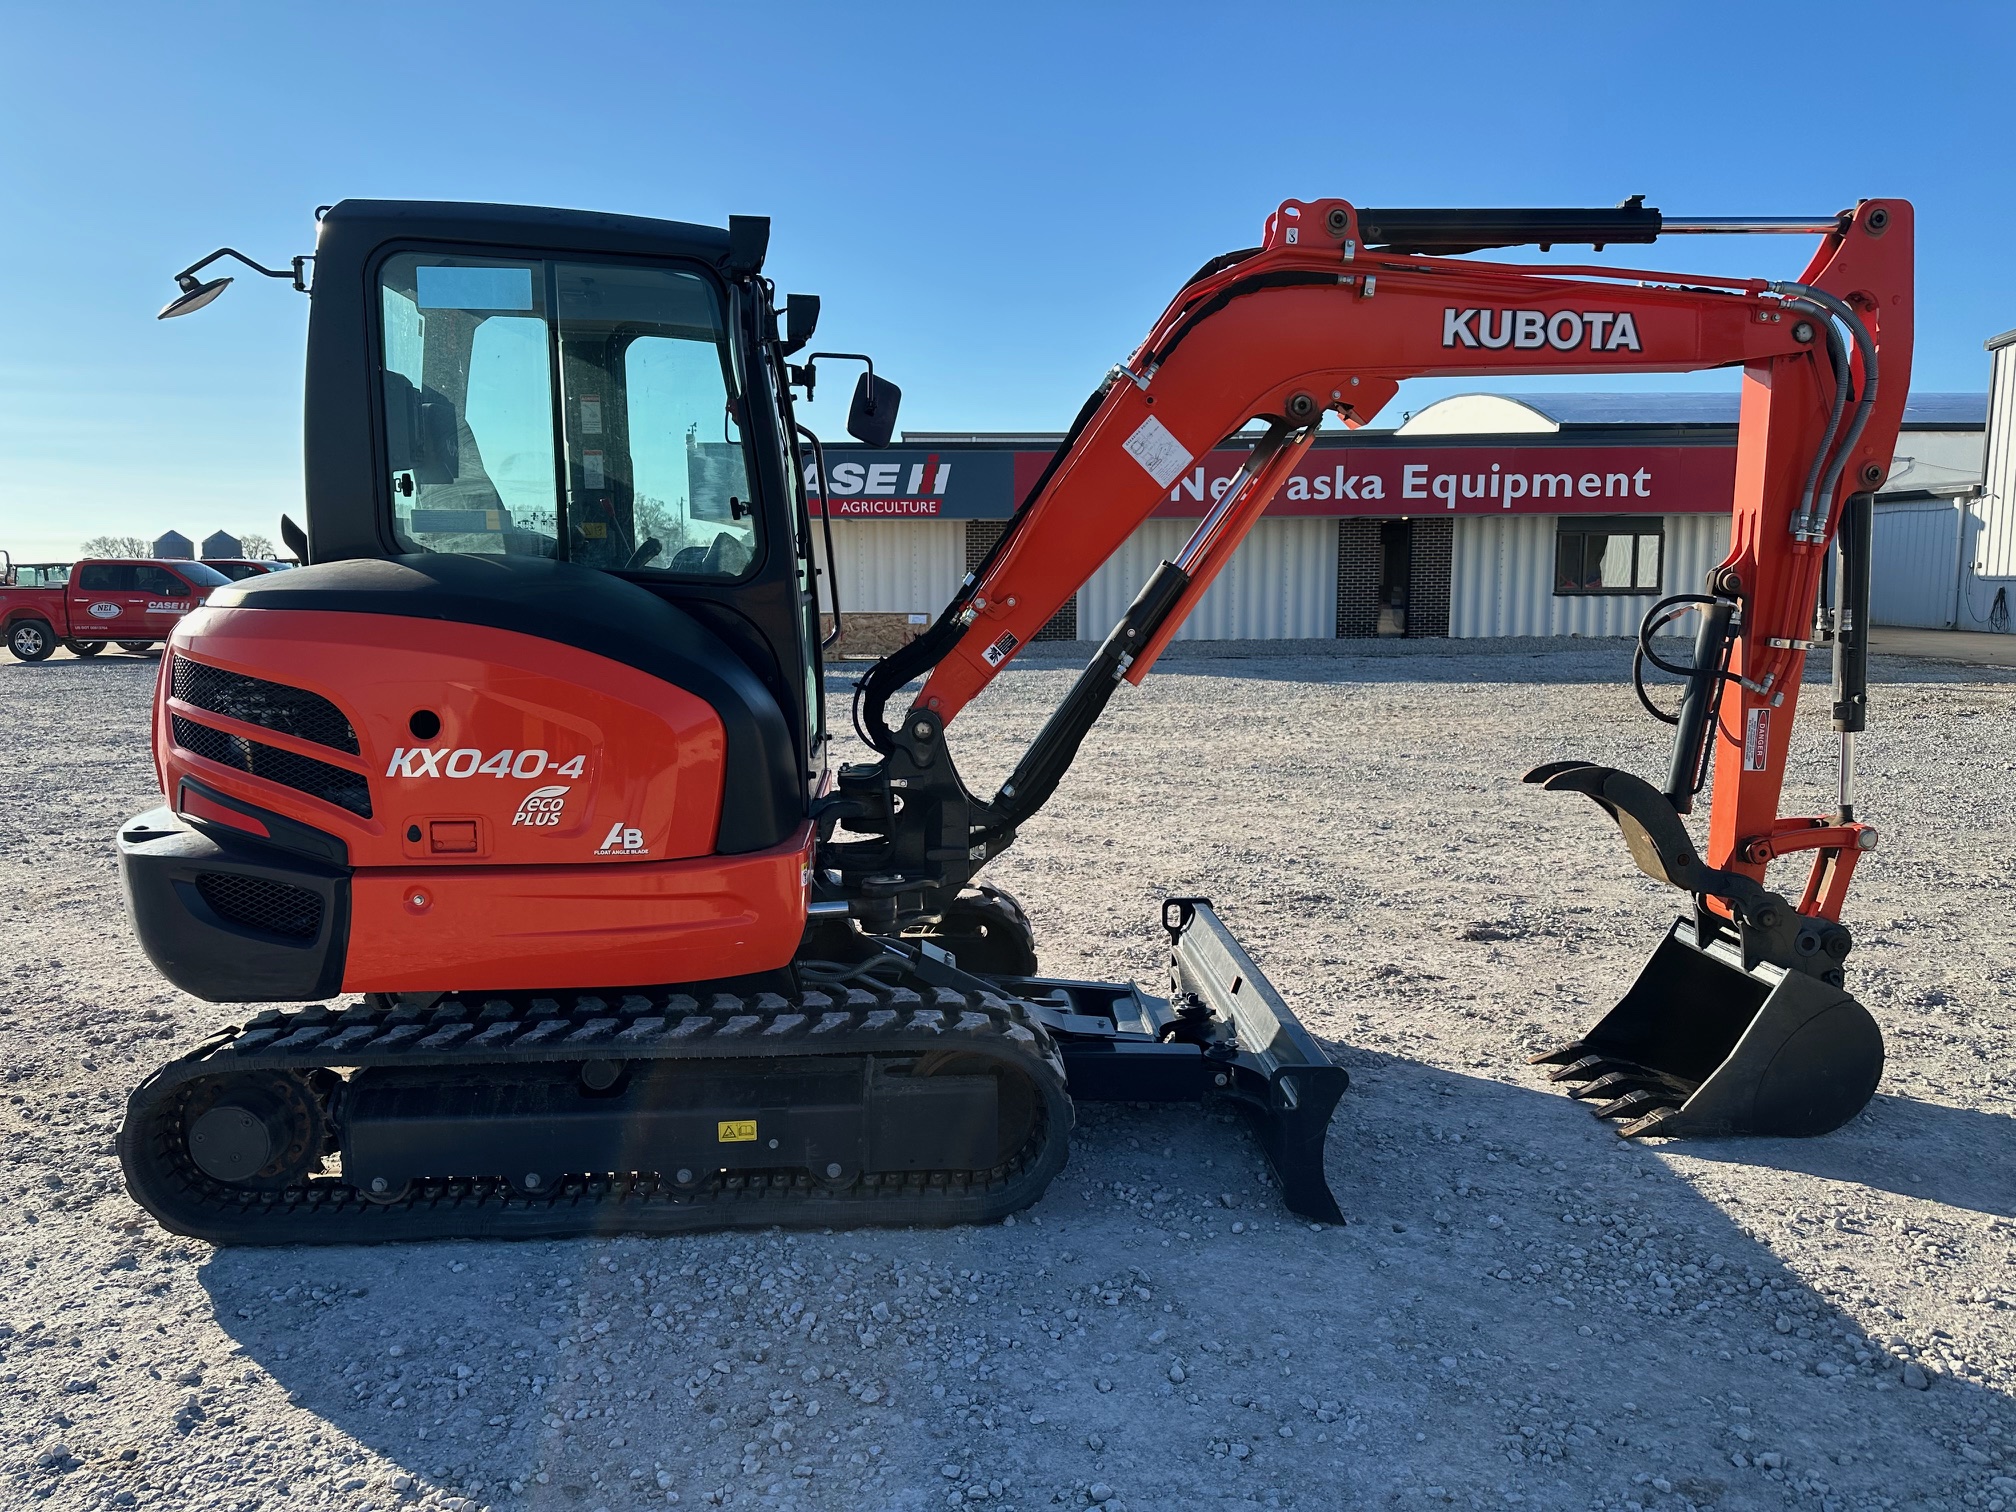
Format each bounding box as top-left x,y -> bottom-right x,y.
826,195 -> 1911,1143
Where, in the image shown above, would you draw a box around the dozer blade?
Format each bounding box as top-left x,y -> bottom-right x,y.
1535,918 -> 1883,1139
1161,899 -> 1349,1223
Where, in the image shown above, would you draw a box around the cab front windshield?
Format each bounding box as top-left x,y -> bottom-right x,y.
378,254 -> 758,578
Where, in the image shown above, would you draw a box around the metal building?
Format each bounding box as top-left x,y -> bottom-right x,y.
806,390 -> 1987,651
1965,329 -> 2016,632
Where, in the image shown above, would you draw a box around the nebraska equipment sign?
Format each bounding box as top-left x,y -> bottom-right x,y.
813,438 -> 1734,520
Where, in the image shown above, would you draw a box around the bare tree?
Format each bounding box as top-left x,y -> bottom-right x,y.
237,532 -> 276,560
79,535 -> 153,559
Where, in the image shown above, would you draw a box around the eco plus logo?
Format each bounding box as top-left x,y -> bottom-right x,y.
1441,308 -> 1642,353
595,822 -> 648,856
511,785 -> 570,827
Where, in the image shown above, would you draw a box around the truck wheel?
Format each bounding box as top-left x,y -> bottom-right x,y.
116,641 -> 159,656
7,620 -> 56,662
65,640 -> 105,657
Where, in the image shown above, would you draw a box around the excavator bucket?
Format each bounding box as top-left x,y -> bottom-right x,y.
1523,761 -> 1884,1140
1530,918 -> 1883,1139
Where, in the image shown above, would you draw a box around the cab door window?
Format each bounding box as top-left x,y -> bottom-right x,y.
379,253 -> 759,581
381,258 -> 559,554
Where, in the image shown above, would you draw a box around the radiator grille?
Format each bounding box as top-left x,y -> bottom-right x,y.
194,872 -> 324,940
172,715 -> 373,818
171,656 -> 359,754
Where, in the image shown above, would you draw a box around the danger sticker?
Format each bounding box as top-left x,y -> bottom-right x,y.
717,1120 -> 757,1143
1743,707 -> 1771,771
1122,415 -> 1193,488
980,630 -> 1020,668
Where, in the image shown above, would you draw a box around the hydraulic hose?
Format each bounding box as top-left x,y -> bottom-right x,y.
1771,282 -> 1880,538
1777,296 -> 1851,536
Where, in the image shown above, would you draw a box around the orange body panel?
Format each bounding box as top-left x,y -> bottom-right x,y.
342,823 -> 813,993
151,606 -> 812,992
161,608 -> 727,867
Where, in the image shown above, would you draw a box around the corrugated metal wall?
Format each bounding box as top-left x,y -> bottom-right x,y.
1870,500 -> 1961,628
1979,341 -> 2016,579
1449,513 -> 1730,637
1080,518 -> 1339,640
822,520 -> 964,614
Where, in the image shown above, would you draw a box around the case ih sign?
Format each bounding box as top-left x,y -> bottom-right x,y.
802,449 -> 1015,518
811,438 -> 1734,520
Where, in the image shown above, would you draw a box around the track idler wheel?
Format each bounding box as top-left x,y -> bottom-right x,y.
181,1071 -> 329,1188
1533,918 -> 1883,1139
903,885 -> 1039,976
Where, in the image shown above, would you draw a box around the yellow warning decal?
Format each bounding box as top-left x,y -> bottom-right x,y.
717,1120 -> 758,1143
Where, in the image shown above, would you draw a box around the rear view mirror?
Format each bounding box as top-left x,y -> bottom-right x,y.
846,372 -> 902,447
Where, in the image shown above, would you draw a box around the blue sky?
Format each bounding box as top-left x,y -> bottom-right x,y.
2,1 -> 2012,561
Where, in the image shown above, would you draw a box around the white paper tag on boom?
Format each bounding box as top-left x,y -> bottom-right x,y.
1122,415 -> 1192,488
1743,707 -> 1771,771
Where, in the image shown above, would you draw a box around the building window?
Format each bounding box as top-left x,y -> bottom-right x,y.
1554,516 -> 1662,595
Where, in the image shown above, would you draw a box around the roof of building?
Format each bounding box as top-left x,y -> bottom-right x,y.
1987,328 -> 2016,352
906,391 -> 1988,449
1396,391 -> 1987,434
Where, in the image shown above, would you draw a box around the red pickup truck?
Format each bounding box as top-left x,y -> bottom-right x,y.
2,558 -> 233,661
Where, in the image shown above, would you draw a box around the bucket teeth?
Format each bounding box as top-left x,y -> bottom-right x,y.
1590,1088 -> 1680,1122
1544,1055 -> 1612,1084
1618,1107 -> 1683,1139
1567,1069 -> 1657,1101
1527,1041 -> 1590,1068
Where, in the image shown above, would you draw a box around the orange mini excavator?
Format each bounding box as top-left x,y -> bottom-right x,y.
118,196 -> 1910,1242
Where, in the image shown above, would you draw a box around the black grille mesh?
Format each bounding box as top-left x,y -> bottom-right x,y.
194,873 -> 324,940
171,656 -> 359,754
172,715 -> 373,818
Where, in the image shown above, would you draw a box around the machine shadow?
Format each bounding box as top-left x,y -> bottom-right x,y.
1676,1093 -> 2016,1218
191,1054 -> 2003,1507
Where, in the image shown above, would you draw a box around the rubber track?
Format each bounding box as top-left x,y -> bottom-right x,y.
118,985 -> 1073,1246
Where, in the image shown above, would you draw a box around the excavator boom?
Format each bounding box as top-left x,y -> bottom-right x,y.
840,195 -> 1909,1141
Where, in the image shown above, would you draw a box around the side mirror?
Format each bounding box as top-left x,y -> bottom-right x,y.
280,514 -> 309,563
847,372 -> 903,447
781,293 -> 820,356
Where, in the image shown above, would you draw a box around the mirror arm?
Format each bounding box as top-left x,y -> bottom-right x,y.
174,248 -> 313,295
806,352 -> 877,394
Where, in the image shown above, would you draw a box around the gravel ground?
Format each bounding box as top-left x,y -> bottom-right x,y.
2,637 -> 2014,1512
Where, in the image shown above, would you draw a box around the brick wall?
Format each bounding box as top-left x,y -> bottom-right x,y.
965,522 -> 1078,640
1336,518 -> 1451,638
1335,520 -> 1384,637
1407,518 -> 1452,638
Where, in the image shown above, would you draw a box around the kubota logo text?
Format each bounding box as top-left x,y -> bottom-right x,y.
384,748 -> 588,780
1442,308 -> 1642,352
